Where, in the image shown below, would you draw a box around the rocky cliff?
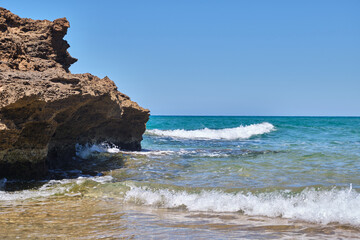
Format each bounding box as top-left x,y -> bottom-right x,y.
0,8 -> 150,179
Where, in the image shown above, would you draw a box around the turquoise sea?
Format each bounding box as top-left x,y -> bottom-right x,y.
1,116 -> 360,239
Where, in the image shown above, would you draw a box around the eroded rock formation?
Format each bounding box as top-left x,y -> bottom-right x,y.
0,8 -> 150,179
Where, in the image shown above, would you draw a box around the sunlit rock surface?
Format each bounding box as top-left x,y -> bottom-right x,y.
0,8 -> 149,179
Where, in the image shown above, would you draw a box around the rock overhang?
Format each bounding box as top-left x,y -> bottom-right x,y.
0,8 -> 150,179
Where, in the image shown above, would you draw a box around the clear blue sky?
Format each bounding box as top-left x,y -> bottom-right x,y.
3,1 -> 360,116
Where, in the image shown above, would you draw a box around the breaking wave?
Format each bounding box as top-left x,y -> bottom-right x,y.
146,122 -> 275,140
2,176 -> 359,227
75,143 -> 175,159
75,143 -> 121,159
124,184 -> 360,226
0,176 -> 113,201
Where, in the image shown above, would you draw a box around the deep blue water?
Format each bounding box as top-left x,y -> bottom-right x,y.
142,116 -> 360,189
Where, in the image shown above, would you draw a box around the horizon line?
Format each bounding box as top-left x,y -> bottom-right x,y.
149,115 -> 360,117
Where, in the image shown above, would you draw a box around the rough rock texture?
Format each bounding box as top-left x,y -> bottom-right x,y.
0,8 -> 150,179
0,7 -> 77,72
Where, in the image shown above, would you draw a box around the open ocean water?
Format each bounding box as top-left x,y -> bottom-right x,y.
1,116 -> 360,239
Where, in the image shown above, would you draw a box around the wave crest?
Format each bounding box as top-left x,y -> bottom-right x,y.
146,122 -> 275,140
124,184 -> 360,226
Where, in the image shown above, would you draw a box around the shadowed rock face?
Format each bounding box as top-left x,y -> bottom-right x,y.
0,8 -> 150,179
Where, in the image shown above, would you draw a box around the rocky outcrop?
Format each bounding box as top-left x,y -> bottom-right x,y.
0,7 -> 77,72
0,8 -> 150,179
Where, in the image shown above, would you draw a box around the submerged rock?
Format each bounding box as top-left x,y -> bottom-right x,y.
0,8 -> 149,179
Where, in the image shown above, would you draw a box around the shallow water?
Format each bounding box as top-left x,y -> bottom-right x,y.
1,116 -> 360,239
1,197 -> 359,239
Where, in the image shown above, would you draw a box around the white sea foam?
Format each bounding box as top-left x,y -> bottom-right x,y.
119,150 -> 175,156
0,176 -> 113,202
124,184 -> 360,226
75,175 -> 114,184
0,181 -> 68,202
146,122 -> 275,140
76,143 -> 175,159
76,143 -> 120,159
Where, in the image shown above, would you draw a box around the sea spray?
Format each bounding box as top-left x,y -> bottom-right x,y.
75,143 -> 174,159
75,143 -> 121,159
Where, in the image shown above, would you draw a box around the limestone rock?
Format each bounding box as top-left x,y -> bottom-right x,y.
0,8 -> 150,179
0,7 -> 77,72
